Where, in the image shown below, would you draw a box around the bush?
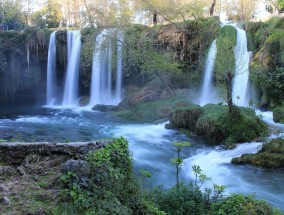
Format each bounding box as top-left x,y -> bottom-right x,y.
273,106 -> 284,123
211,194 -> 273,215
59,137 -> 150,214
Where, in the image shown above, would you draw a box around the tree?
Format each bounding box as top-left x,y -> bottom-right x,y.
21,0 -> 35,27
0,0 -> 24,30
31,0 -> 62,28
209,0 -> 216,16
215,26 -> 237,113
133,0 -> 207,25
170,141 -> 191,189
265,0 -> 284,14
223,0 -> 257,26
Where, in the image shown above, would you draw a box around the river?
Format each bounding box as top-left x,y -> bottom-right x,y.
0,105 -> 283,210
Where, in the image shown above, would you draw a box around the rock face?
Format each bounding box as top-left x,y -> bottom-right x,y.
0,140 -> 110,165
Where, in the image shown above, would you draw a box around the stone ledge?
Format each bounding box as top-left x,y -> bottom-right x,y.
0,140 -> 110,165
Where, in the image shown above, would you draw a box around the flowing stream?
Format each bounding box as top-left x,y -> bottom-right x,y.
0,106 -> 283,210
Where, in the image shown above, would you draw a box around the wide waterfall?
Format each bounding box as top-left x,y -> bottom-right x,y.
232,28 -> 251,107
89,30 -> 124,107
199,40 -> 218,106
46,31 -> 57,106
62,30 -> 82,107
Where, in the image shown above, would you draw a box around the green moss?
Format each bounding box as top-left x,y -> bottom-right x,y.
273,106 -> 284,123
193,105 -> 267,146
232,138 -> 284,168
169,105 -> 202,130
113,96 -> 193,122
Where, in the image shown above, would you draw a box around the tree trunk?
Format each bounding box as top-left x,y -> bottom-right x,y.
153,10 -> 158,25
209,0 -> 216,16
226,72 -> 233,113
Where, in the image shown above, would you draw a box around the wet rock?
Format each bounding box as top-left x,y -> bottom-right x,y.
0,166 -> 18,177
1,196 -> 11,205
61,159 -> 91,177
92,104 -> 118,112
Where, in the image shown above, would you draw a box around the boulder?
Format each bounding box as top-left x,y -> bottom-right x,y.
169,106 -> 202,130
61,159 -> 91,177
92,104 -> 118,112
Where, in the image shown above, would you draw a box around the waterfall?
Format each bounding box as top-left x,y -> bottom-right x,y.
233,28 -> 252,107
89,30 -> 124,107
62,30 -> 82,107
114,31 -> 124,104
46,31 -> 57,106
199,40 -> 218,106
198,26 -> 251,107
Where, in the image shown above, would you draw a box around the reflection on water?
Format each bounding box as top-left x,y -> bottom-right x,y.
0,106 -> 283,210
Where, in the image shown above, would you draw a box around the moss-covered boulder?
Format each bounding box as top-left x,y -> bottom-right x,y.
170,104 -> 267,147
168,105 -> 202,130
113,94 -> 193,122
273,106 -> 284,123
232,138 -> 284,168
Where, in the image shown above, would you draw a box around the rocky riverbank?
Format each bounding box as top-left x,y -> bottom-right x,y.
0,140 -> 110,214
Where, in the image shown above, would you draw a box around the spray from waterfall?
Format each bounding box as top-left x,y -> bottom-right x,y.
62,30 -> 82,107
46,31 -> 57,106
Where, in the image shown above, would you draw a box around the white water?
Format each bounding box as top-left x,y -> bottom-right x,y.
114,31 -> 124,104
62,30 -> 82,107
199,40 -> 218,106
182,110 -> 284,208
46,32 -> 57,106
89,30 -> 124,107
198,26 -> 252,107
232,27 -> 252,107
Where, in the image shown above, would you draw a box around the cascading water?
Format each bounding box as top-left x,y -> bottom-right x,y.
232,27 -> 251,107
198,26 -> 251,107
199,40 -> 218,106
62,30 -> 82,107
46,31 -> 57,106
114,31 -> 124,104
89,30 -> 124,107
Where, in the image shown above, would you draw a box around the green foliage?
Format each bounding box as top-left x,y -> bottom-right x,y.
211,194 -> 273,215
59,137 -> 151,214
114,94 -> 194,122
249,17 -> 284,106
273,106 -> 284,123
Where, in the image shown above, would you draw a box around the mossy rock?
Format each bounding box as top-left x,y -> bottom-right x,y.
113,95 -> 193,122
195,105 -> 267,146
169,105 -> 202,130
232,138 -> 284,168
273,106 -> 284,123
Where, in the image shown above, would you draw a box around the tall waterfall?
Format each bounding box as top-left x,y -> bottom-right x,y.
89,30 -> 124,107
46,31 -> 57,106
199,40 -> 218,106
114,31 -> 124,104
233,28 -> 251,107
62,30 -> 82,107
